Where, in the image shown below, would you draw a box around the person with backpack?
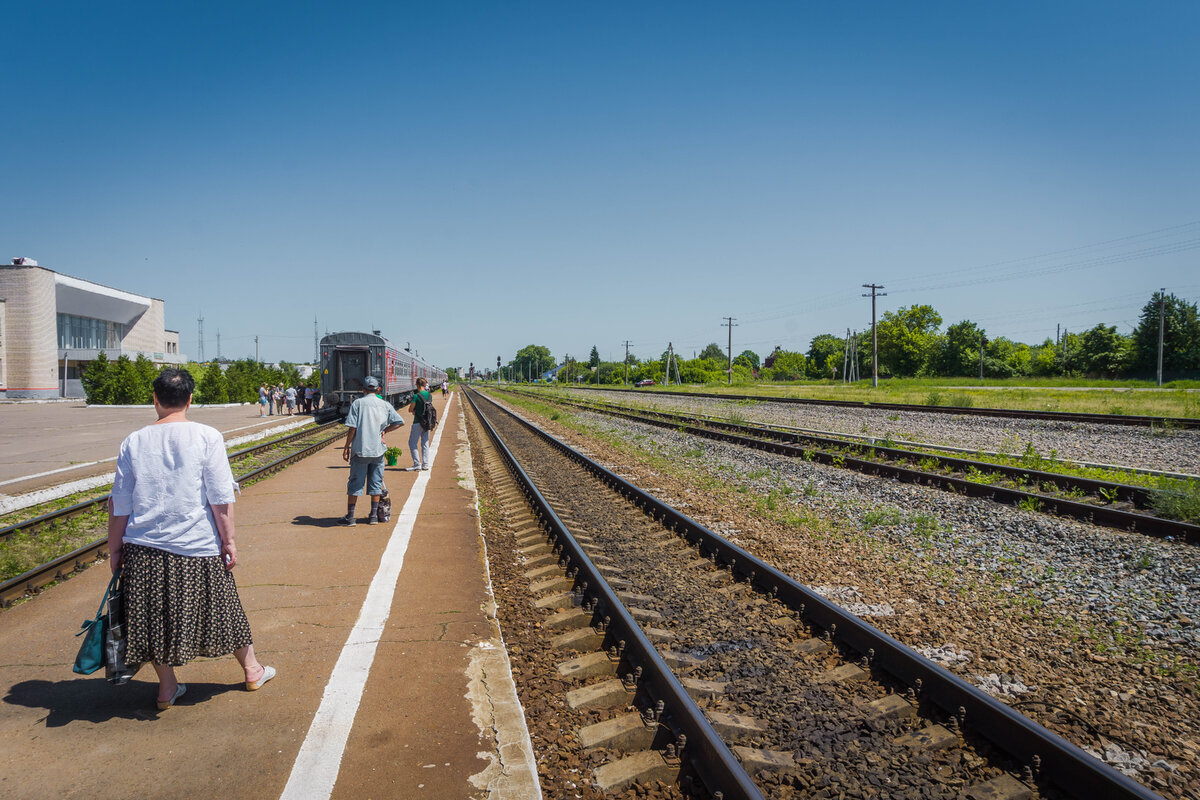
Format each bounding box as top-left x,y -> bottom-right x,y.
405,377 -> 436,471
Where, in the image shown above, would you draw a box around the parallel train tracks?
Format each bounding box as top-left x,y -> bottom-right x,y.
500,388 -> 1200,544
465,388 -> 1162,799
573,386 -> 1200,430
0,422 -> 345,607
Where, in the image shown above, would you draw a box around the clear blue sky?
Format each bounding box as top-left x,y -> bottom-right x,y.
3,1 -> 1198,371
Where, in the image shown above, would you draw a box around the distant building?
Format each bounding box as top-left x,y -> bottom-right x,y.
0,260 -> 183,399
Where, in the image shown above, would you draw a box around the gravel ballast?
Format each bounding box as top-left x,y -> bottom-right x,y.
485,390 -> 1200,800
575,389 -> 1200,476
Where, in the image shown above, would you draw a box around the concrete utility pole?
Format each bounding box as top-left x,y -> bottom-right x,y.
197,314 -> 205,363
255,335 -> 259,364
1157,288 -> 1166,387
861,284 -> 886,387
722,317 -> 737,384
313,316 -> 319,363
623,340 -> 632,385
216,329 -> 221,361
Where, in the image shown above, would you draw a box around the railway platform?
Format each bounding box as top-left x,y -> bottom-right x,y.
0,392 -> 541,800
0,402 -> 315,496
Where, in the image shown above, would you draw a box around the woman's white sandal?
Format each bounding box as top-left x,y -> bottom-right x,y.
246,665 -> 276,691
156,683 -> 187,710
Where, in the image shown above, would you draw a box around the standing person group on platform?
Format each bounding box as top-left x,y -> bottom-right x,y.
107,368 -> 275,710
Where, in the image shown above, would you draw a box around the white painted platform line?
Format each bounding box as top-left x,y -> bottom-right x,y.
279,396 -> 453,800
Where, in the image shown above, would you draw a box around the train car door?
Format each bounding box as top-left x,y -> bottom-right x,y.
337,348 -> 369,393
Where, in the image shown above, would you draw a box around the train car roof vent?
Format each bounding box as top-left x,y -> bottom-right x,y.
372,330 -> 381,336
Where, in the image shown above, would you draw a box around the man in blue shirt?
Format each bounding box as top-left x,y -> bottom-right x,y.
340,376 -> 404,526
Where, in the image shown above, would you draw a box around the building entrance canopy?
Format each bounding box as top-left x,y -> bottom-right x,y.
54,274 -> 151,325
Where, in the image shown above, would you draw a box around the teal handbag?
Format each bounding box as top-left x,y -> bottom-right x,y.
72,572 -> 120,675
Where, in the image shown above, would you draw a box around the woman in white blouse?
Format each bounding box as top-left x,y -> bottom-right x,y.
107,368 -> 275,710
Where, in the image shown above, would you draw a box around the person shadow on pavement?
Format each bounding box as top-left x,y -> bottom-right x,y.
292,515 -> 346,528
4,678 -> 241,726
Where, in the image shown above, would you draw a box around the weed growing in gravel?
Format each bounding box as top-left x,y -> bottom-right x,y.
746,468 -> 771,480
908,513 -> 941,539
801,449 -> 816,461
1149,477 -> 1200,524
887,413 -> 899,422
963,466 -> 1002,484
683,447 -> 704,459
1017,496 -> 1043,513
803,481 -> 820,497
862,506 -> 904,528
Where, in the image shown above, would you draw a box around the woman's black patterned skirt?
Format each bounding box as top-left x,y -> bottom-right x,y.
121,543 -> 253,666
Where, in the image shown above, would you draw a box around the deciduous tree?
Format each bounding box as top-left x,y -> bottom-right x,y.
876,305 -> 943,377
1129,291 -> 1200,374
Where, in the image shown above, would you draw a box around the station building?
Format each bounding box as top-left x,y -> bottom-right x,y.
0,259 -> 182,399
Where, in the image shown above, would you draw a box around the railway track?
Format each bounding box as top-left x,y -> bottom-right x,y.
499,388 -> 1200,544
571,385 -> 1200,430
465,388 -> 1162,799
0,421 -> 345,607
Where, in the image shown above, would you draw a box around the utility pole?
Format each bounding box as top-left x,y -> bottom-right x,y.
861,284 -> 886,388
313,316 -> 319,363
216,329 -> 221,361
623,340 -> 632,385
722,317 -> 737,385
666,342 -> 675,385
1157,288 -> 1166,387
197,314 -> 205,363
255,335 -> 259,364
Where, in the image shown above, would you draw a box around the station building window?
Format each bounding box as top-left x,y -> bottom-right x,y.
57,313 -> 123,350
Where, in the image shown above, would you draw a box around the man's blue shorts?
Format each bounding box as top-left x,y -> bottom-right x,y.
347,455 -> 386,496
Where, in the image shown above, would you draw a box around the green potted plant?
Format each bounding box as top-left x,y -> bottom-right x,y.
384,446 -> 402,467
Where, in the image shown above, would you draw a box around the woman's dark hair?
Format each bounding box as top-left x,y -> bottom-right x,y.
154,368 -> 195,408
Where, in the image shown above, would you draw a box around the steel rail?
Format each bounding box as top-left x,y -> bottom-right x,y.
0,422 -> 341,545
465,389 -> 766,800
508,389 -> 1200,544
473,389 -> 1165,800
0,425 -> 344,607
567,385 -> 1200,429
543,390 -> 1198,482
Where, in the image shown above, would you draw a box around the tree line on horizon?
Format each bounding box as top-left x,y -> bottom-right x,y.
496,291 -> 1200,385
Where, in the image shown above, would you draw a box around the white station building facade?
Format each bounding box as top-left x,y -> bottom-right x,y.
0,259 -> 182,399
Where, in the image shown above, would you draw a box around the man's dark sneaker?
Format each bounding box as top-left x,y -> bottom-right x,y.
367,514 -> 379,525
339,514 -> 356,526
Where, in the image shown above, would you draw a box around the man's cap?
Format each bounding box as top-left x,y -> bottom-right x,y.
364,376 -> 381,390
